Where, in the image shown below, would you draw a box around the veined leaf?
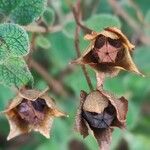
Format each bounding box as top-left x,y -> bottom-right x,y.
0,57 -> 33,88
36,35 -> 51,49
0,23 -> 29,62
0,0 -> 47,25
42,7 -> 55,26
84,14 -> 121,32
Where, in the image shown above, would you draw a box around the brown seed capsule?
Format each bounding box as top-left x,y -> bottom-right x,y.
2,89 -> 67,140
75,90 -> 128,149
73,27 -> 143,76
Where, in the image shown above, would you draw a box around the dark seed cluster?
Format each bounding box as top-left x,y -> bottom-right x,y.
82,104 -> 116,129
92,34 -> 123,64
16,98 -> 47,125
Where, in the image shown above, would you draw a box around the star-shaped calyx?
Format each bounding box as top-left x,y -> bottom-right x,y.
2,89 -> 67,140
73,27 -> 143,77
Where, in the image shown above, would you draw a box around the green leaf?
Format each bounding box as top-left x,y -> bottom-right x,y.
134,46 -> 150,73
0,57 -> 33,88
0,23 -> 29,62
124,132 -> 150,150
96,0 -> 112,14
0,85 -> 15,111
111,129 -> 122,149
104,74 -> 126,96
35,35 -> 51,49
63,21 -> 76,39
42,7 -> 55,26
84,14 -> 121,32
144,10 -> 150,36
48,32 -> 75,70
0,0 -> 47,25
84,135 -> 99,150
135,0 -> 150,15
127,102 -> 140,130
64,67 -> 96,95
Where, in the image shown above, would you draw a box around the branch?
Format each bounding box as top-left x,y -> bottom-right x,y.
73,0 -> 94,91
96,72 -> 105,91
56,64 -> 75,80
70,1 -> 92,34
29,59 -> 68,97
108,0 -> 150,45
23,13 -> 73,33
23,24 -> 62,33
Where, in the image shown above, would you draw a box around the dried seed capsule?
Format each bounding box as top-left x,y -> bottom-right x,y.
75,90 -> 128,150
3,89 -> 67,140
82,91 -> 116,129
74,27 -> 143,76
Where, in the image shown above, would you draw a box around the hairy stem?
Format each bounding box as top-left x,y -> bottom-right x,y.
73,0 -> 94,91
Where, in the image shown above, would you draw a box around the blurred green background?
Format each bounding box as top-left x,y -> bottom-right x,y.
0,0 -> 150,149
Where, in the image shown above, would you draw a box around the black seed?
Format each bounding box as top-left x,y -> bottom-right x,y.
82,105 -> 116,129
108,38 -> 122,48
105,105 -> 116,115
16,98 -> 46,125
94,35 -> 105,49
31,98 -> 47,112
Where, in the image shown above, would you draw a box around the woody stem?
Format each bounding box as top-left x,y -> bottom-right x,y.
96,72 -> 105,90
73,0 -> 94,91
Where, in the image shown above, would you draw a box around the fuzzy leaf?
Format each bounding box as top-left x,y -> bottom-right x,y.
63,21 -> 76,39
0,0 -> 47,25
36,35 -> 51,49
144,10 -> 150,37
42,7 -> 55,26
84,14 -> 121,32
0,23 -> 29,62
0,57 -> 33,88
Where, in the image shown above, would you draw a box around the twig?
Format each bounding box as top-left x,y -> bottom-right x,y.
108,0 -> 150,45
23,13 -> 74,33
70,1 -> 92,34
73,0 -> 93,91
56,64 -> 75,80
29,59 -> 68,97
23,24 -> 62,33
96,72 -> 105,91
129,0 -> 144,24
81,65 -> 93,91
26,33 -> 37,63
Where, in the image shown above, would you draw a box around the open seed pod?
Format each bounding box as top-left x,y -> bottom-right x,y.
73,27 -> 143,77
2,89 -> 67,140
75,90 -> 128,150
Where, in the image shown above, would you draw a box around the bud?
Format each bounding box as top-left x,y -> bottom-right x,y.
3,89 -> 67,140
75,90 -> 128,149
73,27 -> 143,76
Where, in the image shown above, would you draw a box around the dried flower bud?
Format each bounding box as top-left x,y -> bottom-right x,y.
75,90 -> 128,149
73,27 -> 143,76
3,89 -> 67,140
